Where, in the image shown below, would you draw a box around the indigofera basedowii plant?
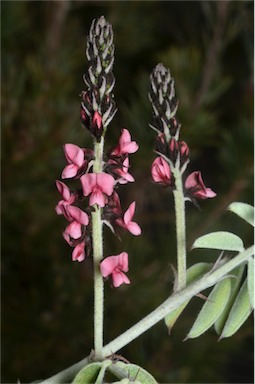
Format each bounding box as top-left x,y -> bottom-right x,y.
40,15 -> 253,384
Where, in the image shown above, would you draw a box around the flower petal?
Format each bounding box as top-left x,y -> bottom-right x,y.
64,221 -> 82,240
118,252 -> 129,272
112,271 -> 130,287
61,164 -> 78,179
127,222 -> 142,236
72,242 -> 86,262
100,255 -> 119,277
64,143 -> 84,167
96,173 -> 115,196
67,206 -> 89,225
124,202 -> 136,225
89,190 -> 107,207
80,173 -> 97,196
56,180 -> 71,201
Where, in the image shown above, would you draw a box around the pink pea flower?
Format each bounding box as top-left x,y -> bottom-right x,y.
112,129 -> 138,156
62,143 -> 85,179
66,205 -> 89,226
100,252 -> 130,288
151,157 -> 172,185
81,172 -> 115,207
72,241 -> 86,262
55,181 -> 89,224
185,171 -> 216,199
55,180 -> 76,219
116,201 -> 141,236
115,157 -> 135,184
63,221 -> 82,245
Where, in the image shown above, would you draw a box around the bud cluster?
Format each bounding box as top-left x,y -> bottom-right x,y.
149,63 -> 216,203
80,16 -> 117,141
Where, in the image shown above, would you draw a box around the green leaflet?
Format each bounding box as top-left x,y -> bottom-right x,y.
220,279 -> 253,339
192,231 -> 244,252
185,278 -> 232,339
247,257 -> 254,308
109,362 -> 158,384
214,265 -> 245,335
164,263 -> 212,332
72,361 -> 107,384
228,202 -> 254,227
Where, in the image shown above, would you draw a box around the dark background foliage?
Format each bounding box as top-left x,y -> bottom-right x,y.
1,1 -> 254,383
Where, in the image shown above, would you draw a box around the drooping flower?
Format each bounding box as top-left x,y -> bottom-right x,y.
72,241 -> 86,262
116,201 -> 141,235
66,205 -> 89,226
55,181 -> 89,224
151,156 -> 172,185
100,252 -> 130,287
63,221 -> 83,245
62,144 -> 85,179
185,171 -> 216,200
81,172 -> 115,207
55,181 -> 76,219
111,129 -> 139,156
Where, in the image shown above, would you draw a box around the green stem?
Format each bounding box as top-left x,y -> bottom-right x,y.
41,245 -> 254,383
172,166 -> 187,290
92,139 -> 104,360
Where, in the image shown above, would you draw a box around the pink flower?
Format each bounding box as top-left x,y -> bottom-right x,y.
63,221 -> 82,245
62,143 -> 85,179
72,241 -> 86,262
81,172 -> 115,207
55,180 -> 76,219
112,129 -> 138,156
185,171 -> 216,199
55,181 -> 89,224
66,205 -> 89,226
100,252 -> 130,288
151,157 -> 171,185
116,202 -> 141,236
115,157 -> 135,184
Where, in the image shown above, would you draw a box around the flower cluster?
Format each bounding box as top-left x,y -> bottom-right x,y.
149,63 -> 216,203
55,17 -> 141,288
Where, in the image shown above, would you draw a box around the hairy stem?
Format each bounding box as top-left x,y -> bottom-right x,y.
173,166 -> 187,290
41,245 -> 254,383
92,139 -> 104,360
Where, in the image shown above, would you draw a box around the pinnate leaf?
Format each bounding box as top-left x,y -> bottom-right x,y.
228,202 -> 254,227
186,278 -> 232,339
192,231 -> 244,252
220,279 -> 253,339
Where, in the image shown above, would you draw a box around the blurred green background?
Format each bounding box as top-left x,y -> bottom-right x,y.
1,1 -> 254,383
